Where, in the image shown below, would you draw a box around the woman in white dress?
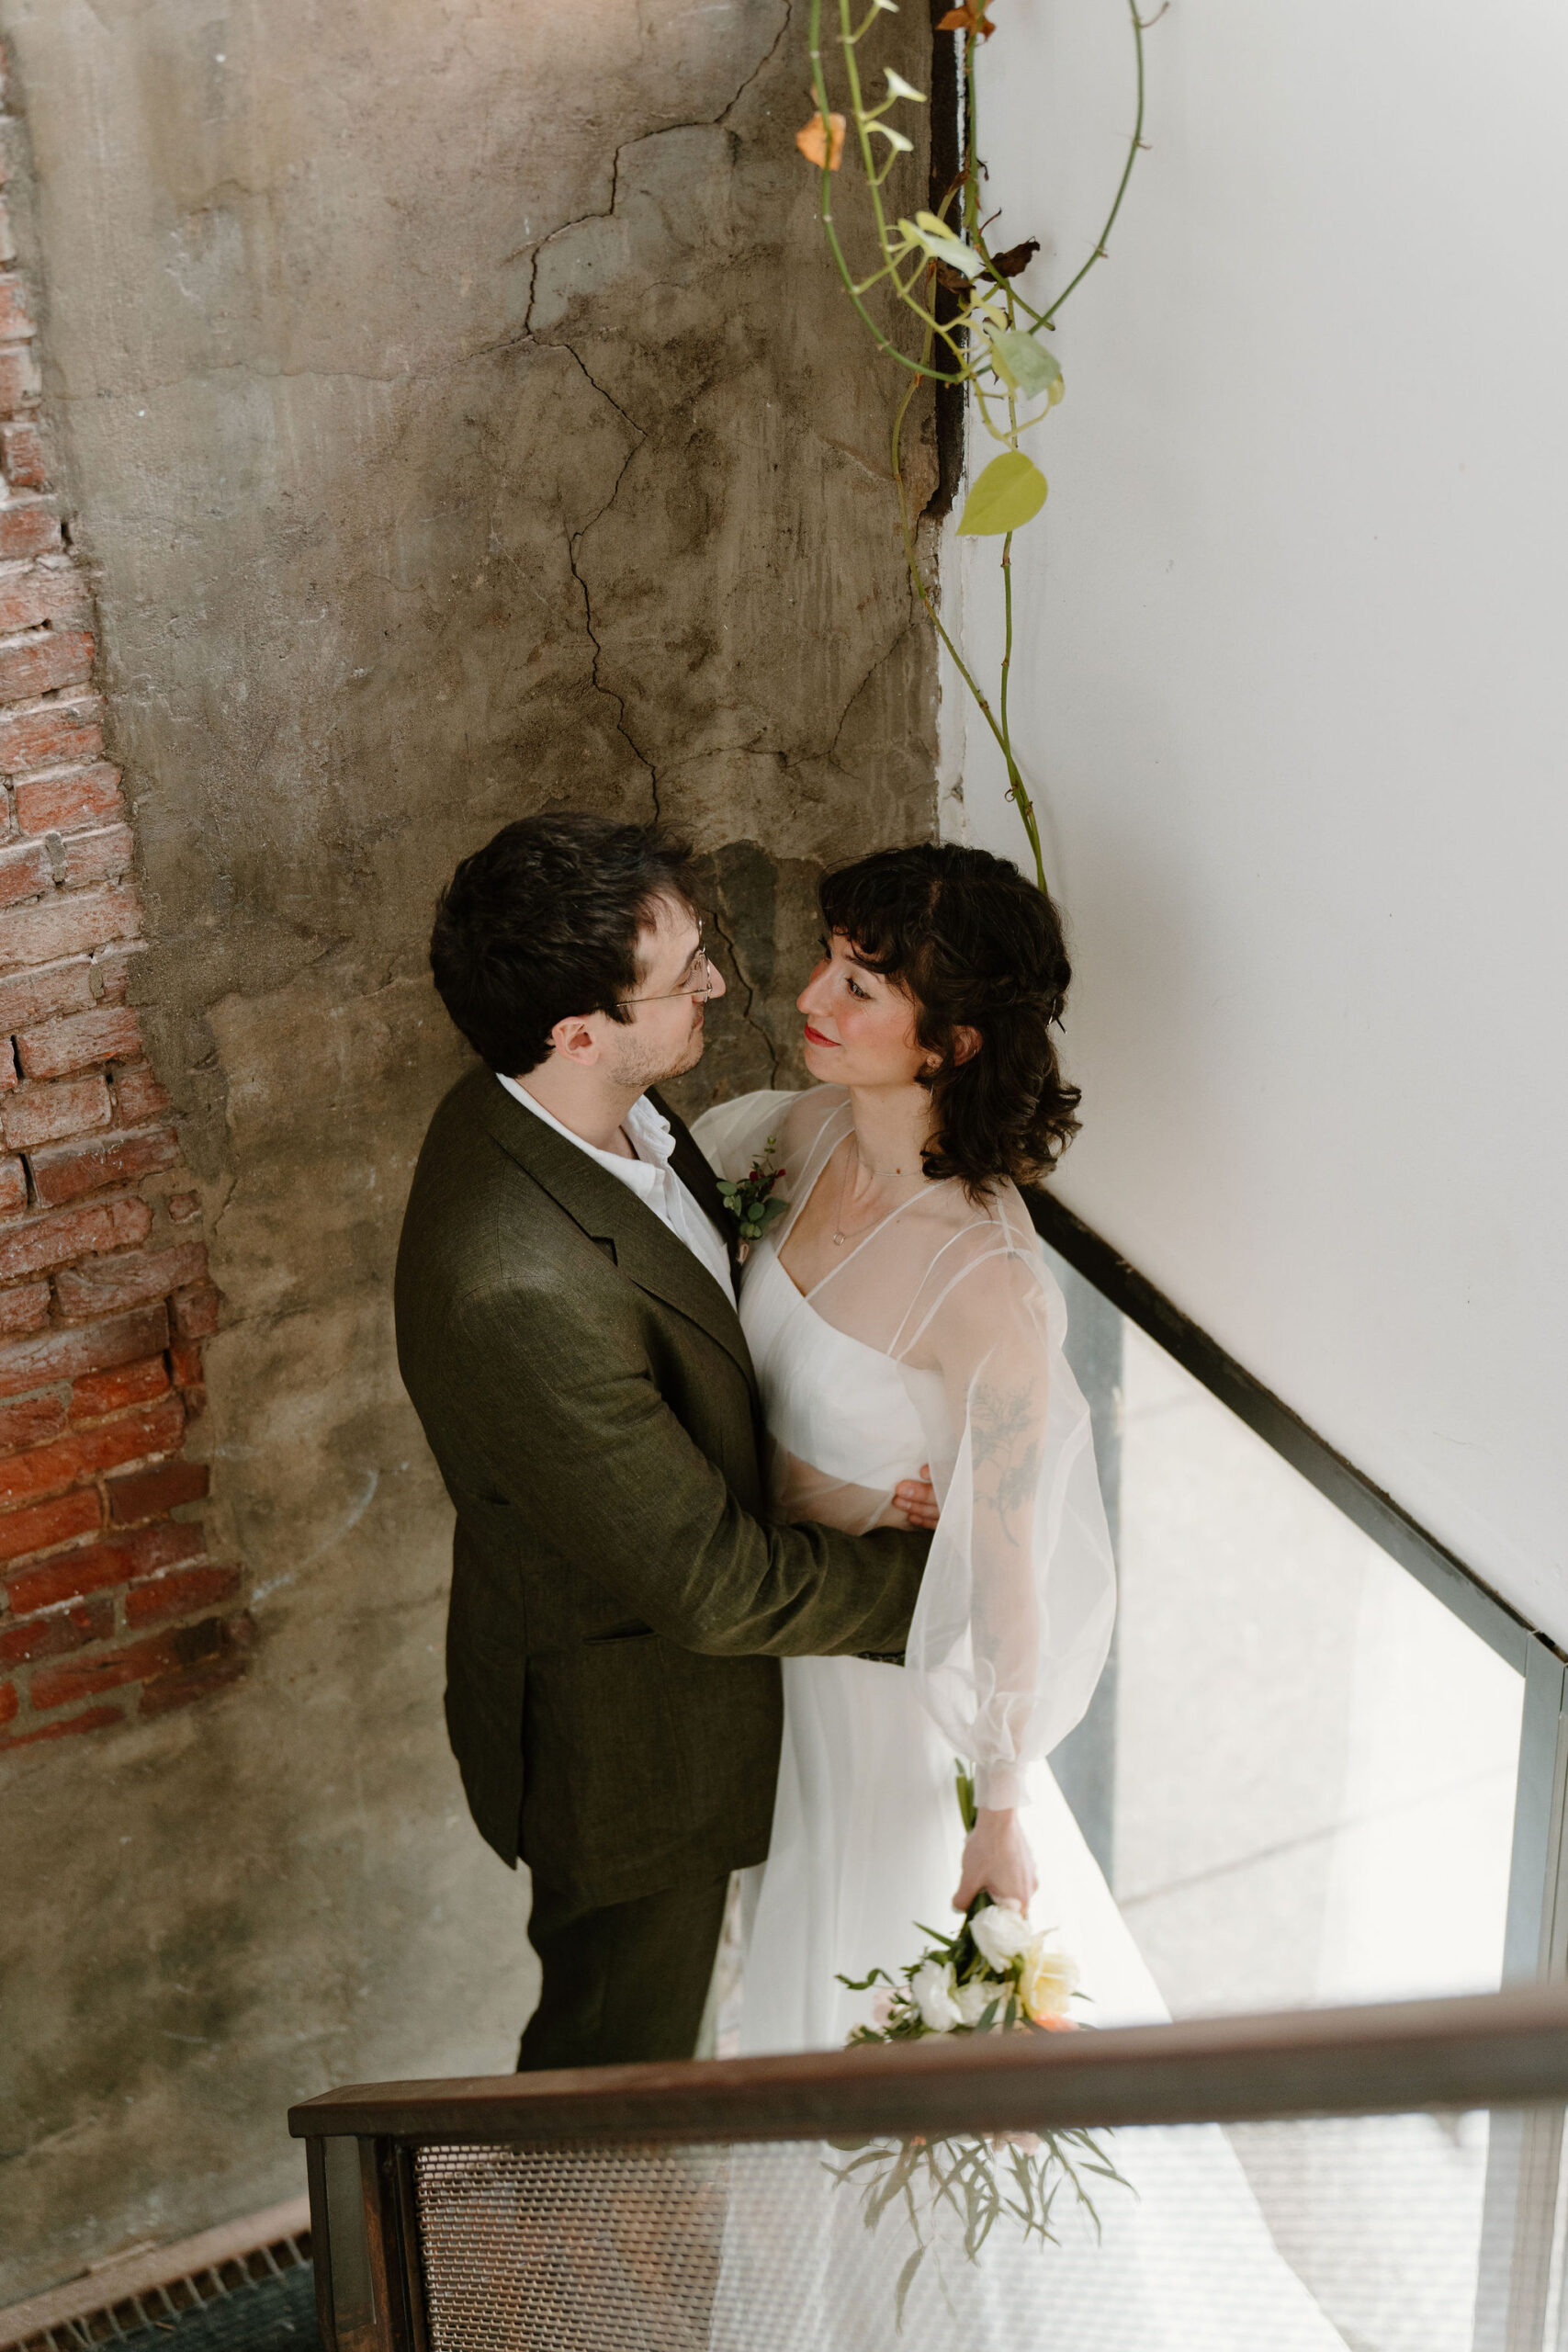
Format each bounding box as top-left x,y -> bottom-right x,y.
695,842 -> 1348,2348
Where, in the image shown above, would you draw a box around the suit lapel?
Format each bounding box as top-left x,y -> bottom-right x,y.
650,1088 -> 742,1285
479,1079 -> 755,1388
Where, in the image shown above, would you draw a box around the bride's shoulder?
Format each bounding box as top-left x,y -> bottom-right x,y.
905,1177 -> 1052,1319
689,1084 -> 844,1180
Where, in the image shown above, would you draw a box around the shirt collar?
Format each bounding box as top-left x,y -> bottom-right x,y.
495,1072 -> 670,1198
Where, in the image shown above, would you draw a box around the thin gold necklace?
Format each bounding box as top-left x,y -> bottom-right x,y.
830,1132 -> 909,1247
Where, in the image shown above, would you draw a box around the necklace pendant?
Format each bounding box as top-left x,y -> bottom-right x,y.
831,1229 -> 845,1247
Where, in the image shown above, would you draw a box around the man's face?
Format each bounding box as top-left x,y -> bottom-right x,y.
602,894 -> 725,1090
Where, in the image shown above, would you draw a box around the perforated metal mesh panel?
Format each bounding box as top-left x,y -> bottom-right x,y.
415,2108 -> 1560,2352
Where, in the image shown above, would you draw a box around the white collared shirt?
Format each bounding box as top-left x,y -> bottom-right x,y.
496,1073 -> 735,1306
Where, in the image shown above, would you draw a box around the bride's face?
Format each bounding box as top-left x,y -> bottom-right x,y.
797,932 -> 931,1091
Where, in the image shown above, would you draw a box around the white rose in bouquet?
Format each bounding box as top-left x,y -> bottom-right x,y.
955,1976 -> 998,2027
1019,1934 -> 1078,2028
910,1959 -> 963,2032
970,1898 -> 1034,1971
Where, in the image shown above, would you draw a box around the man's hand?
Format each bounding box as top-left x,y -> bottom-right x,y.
954,1808 -> 1038,1913
886,1464 -> 940,1531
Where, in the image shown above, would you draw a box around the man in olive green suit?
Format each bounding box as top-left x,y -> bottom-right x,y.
395,813 -> 931,2071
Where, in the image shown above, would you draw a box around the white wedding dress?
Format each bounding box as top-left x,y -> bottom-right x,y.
694,1087 -> 1349,2350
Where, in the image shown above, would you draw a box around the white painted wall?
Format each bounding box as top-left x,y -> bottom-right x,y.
945,0 -> 1568,1638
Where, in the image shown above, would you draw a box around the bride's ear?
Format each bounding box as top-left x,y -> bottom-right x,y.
952,1025 -> 981,1067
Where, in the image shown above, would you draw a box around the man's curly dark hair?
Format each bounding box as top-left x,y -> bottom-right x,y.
430,812 -> 695,1075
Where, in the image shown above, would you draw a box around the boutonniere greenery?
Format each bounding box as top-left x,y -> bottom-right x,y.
716,1139 -> 789,1252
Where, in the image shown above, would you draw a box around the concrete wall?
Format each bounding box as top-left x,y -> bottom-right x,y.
0,0 -> 935,2297
949,0 -> 1568,1636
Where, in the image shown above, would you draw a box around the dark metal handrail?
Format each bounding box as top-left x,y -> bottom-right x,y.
289,1981 -> 1568,2151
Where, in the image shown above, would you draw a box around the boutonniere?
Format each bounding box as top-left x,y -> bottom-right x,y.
715,1138 -> 788,1260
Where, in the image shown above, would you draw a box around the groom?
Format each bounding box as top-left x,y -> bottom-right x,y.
395,812 -> 931,2071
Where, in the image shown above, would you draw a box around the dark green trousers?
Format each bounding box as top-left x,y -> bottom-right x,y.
516,1872 -> 730,2072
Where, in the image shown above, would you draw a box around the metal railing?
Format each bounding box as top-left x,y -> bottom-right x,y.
289,1980 -> 1568,2352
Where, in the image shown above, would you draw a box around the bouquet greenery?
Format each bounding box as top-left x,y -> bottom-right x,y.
829,1768 -> 1129,2324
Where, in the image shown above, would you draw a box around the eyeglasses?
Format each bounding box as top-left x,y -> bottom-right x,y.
622,935 -> 716,1007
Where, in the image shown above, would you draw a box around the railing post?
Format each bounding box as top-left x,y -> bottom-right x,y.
1474,1642 -> 1568,2351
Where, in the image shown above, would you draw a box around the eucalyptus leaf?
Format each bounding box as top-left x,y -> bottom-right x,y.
987,329 -> 1064,404
955,450 -> 1047,537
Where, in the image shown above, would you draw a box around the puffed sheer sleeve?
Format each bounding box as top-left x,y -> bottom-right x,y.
690,1089 -> 803,1183
901,1238 -> 1116,1811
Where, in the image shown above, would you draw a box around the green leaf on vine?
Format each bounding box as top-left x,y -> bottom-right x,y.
987,330 -> 1063,405
956,451 -> 1047,536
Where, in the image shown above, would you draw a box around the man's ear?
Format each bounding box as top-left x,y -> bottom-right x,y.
548,1012 -> 604,1067
952,1025 -> 982,1067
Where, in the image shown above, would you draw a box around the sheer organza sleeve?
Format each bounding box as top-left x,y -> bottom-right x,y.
900,1236 -> 1116,1811
690,1089 -> 803,1183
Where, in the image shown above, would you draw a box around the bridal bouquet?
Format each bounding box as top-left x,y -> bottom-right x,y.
828,1770 -> 1128,2324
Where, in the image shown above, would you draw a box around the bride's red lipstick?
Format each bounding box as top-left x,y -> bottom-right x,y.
803,1023 -> 837,1048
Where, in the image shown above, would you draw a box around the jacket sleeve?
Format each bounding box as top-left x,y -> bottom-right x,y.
444,1278 -> 929,1661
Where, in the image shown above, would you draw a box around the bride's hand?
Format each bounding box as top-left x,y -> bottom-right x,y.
954,1809 -> 1038,1914
879,1464 -> 940,1532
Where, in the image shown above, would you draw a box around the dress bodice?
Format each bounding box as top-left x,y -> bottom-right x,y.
739,1240 -> 947,1510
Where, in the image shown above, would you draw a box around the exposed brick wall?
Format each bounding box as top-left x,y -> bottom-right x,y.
0,72 -> 250,1751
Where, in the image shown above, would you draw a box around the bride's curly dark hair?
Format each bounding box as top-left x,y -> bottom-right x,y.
818,841 -> 1081,1197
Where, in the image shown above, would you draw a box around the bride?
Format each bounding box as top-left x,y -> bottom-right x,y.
694,841 -> 1348,2348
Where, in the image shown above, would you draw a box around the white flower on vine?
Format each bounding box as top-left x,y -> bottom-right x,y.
883,69 -> 927,104
871,125 -> 915,154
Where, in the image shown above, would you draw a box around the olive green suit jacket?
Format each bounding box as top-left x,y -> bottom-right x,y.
394,1065 -> 930,1911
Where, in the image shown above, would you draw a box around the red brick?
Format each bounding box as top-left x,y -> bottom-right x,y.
0,1391 -> 185,1512
167,1341 -> 203,1388
54,1238 -> 205,1320
170,1280 -> 220,1340
0,1393 -> 64,1448
0,498 -> 60,563
0,1280 -> 49,1336
0,627 -> 92,701
0,1678 -> 14,1725
0,1300 -> 169,1399
167,1193 -> 200,1224
6,1517 -> 201,1612
0,954 -> 92,1029
112,1066 -> 171,1126
127,1563 -> 240,1628
139,1614 -> 254,1716
0,836 -> 51,907
0,345 -> 41,414
28,1124 -> 175,1209
0,1486 -> 99,1562
0,1039 -> 15,1091
0,1194 -> 149,1283
1,422 -> 45,491
72,1352 -> 168,1419
90,942 -> 143,1003
17,1005 -> 141,1081
0,1155 -> 21,1216
12,762 -> 120,837
3,1071 -> 111,1150
0,564 -> 88,639
0,693 -> 103,775
0,277 -> 31,342
0,1701 -> 123,1747
31,1612 -> 231,1711
107,1456 -> 207,1524
0,883 -> 139,976
62,825 -> 132,888
0,1594 -> 112,1666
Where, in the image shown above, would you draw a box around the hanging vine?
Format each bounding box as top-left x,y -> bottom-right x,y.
797,0 -> 1154,891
